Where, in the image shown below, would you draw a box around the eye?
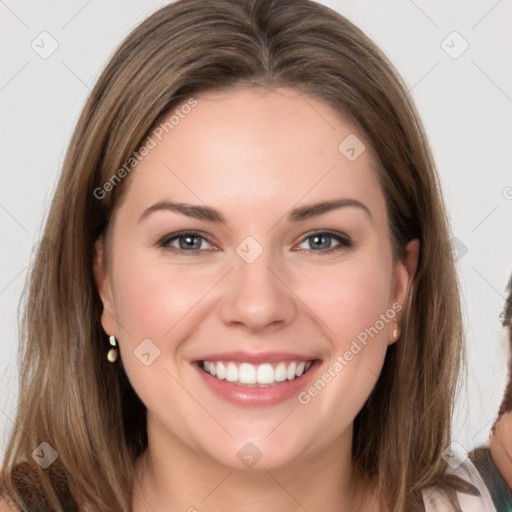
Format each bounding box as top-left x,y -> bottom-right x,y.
296,230 -> 351,253
158,230 -> 350,254
159,231 -> 216,252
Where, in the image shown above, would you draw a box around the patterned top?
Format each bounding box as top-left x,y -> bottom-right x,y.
471,448 -> 512,512
423,454 -> 497,511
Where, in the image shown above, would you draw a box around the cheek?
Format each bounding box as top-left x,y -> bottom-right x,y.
293,255 -> 393,345
109,254 -> 225,395
109,257 -> 208,423
111,254 -> 219,338
291,263 -> 393,433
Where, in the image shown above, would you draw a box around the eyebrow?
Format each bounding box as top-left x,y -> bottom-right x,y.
138,198 -> 371,224
288,198 -> 372,222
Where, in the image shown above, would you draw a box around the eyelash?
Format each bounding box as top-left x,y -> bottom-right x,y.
158,230 -> 352,255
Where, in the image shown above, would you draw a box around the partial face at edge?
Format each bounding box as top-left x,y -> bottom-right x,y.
93,86 -> 418,471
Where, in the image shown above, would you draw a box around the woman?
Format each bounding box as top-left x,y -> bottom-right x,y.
0,0 -> 496,510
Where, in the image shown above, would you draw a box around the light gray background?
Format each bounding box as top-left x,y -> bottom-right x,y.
1,0 -> 511,459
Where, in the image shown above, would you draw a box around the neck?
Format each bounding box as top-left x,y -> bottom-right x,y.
132,416 -> 378,512
489,410 -> 512,490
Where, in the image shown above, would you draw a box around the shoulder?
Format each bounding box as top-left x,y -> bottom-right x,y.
423,455 -> 498,511
0,472 -> 20,512
470,446 -> 512,511
0,497 -> 20,512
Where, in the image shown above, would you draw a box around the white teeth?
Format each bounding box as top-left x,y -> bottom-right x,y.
274,362 -> 287,381
286,362 -> 296,380
201,359 -> 313,386
226,362 -> 238,382
216,361 -> 226,379
256,364 -> 274,384
239,363 -> 256,384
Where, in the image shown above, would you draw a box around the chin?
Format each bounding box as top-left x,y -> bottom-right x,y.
203,438 -> 312,472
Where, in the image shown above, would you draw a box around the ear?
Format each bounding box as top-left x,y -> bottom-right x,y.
93,236 -> 118,338
389,239 -> 420,344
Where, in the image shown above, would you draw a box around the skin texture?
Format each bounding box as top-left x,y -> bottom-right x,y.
490,411 -> 512,489
93,86 -> 419,512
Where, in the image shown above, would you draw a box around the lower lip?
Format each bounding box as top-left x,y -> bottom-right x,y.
194,360 -> 321,407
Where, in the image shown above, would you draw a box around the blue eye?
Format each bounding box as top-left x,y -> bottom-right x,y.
296,231 -> 351,253
159,231 -> 214,251
159,230 -> 351,254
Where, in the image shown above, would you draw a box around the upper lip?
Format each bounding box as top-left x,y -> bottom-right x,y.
194,351 -> 317,364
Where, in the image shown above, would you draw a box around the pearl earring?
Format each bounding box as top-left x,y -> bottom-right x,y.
107,335 -> 118,363
393,318 -> 399,341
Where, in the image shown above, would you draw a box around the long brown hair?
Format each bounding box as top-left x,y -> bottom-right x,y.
495,275 -> 512,419
1,0 -> 465,510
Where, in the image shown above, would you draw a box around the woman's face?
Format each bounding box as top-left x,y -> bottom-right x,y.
94,86 -> 417,471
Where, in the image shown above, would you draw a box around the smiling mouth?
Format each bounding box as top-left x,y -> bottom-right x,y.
198,360 -> 314,387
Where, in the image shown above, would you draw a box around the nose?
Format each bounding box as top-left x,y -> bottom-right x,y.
218,251 -> 297,334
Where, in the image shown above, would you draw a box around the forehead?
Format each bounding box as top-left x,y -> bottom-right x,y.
116,86 -> 386,226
